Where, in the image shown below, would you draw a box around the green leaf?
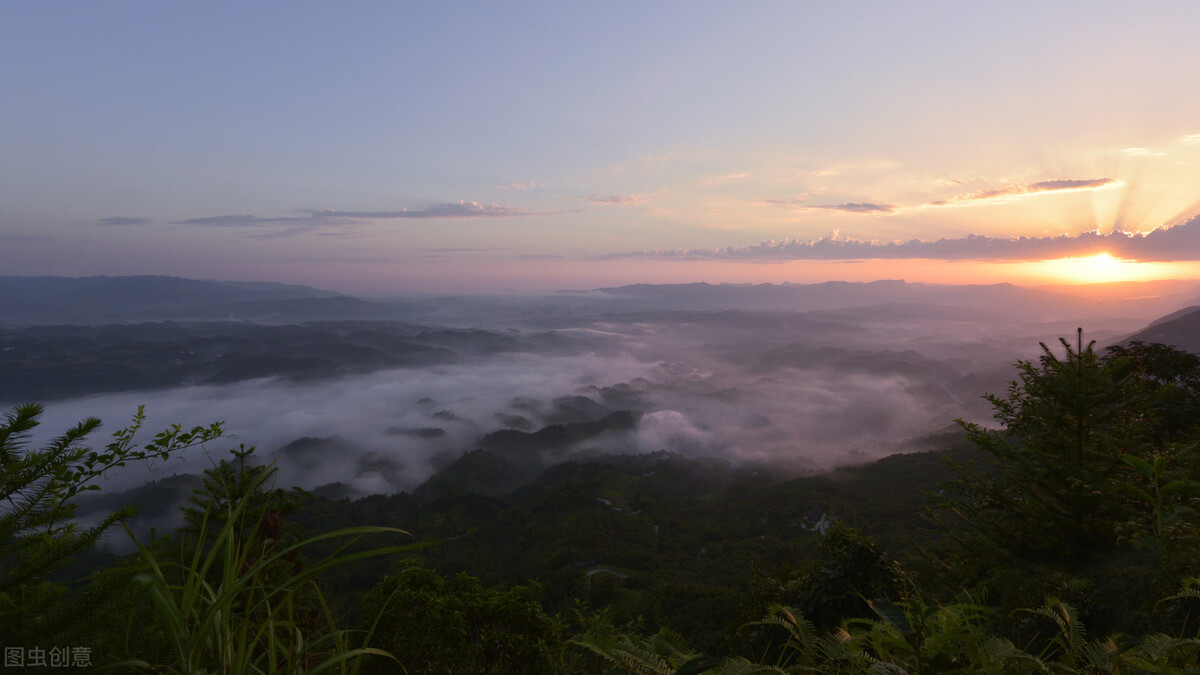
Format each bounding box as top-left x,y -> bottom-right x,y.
1161,480 -> 1200,497
1122,454 -> 1154,479
1127,485 -> 1153,503
674,655 -> 723,674
869,598 -> 912,635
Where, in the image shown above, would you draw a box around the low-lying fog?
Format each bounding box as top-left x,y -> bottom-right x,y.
24,298 -> 1167,501
8,276 -> 1198,554
7,273 -> 1190,547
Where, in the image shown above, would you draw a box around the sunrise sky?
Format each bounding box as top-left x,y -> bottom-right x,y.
4,2 -> 1200,294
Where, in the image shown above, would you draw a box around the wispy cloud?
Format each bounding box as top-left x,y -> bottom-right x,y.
806,202 -> 896,214
318,202 -> 535,219
1031,178 -> 1114,191
582,193 -> 649,206
1122,147 -> 1166,157
176,214 -> 325,228
928,177 -> 1119,207
98,216 -> 151,226
421,247 -> 510,253
809,158 -> 900,177
174,201 -> 545,234
762,177 -> 1119,216
701,173 -> 748,186
490,182 -> 546,191
603,216 -> 1200,263
762,198 -> 895,213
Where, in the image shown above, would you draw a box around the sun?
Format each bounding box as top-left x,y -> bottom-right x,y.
1063,252 -> 1121,282
1029,251 -> 1157,284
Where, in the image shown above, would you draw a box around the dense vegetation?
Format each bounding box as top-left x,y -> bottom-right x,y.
4,332 -> 1200,672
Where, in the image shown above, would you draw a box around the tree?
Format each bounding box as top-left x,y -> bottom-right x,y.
1102,340 -> 1200,447
181,444 -> 310,552
930,332 -> 1200,634
172,445 -> 316,627
769,522 -> 905,632
362,565 -> 567,674
0,403 -> 223,644
936,332 -> 1182,565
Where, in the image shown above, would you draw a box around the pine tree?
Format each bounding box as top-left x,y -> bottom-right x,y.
0,403 -> 222,645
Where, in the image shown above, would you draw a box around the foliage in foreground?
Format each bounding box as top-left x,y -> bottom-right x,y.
108,448 -> 415,674
361,564 -> 569,674
579,593 -> 1200,674
0,403 -> 222,646
0,405 -> 413,672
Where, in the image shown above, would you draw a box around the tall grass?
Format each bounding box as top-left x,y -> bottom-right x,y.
102,464 -> 415,674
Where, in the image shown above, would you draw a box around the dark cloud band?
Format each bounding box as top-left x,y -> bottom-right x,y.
606,216 -> 1200,262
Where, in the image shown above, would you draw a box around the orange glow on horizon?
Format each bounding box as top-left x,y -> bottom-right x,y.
1018,252 -> 1177,285
336,255 -> 1200,295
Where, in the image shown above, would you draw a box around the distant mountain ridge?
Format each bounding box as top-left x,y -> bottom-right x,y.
6,274 -> 1199,328
591,279 -> 1200,320
0,274 -> 338,303
1122,306 -> 1200,353
0,275 -> 352,325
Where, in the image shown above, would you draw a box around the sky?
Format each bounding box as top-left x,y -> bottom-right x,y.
5,2 -> 1200,295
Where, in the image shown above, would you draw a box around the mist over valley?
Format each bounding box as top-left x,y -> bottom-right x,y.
8,275 -> 1200,538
